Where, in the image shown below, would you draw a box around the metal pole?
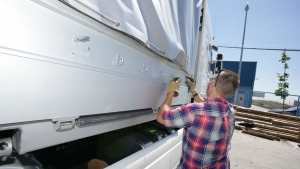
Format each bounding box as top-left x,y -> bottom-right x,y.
234,3 -> 249,105
297,96 -> 300,117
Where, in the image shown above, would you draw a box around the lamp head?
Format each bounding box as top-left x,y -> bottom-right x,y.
216,54 -> 223,60
245,3 -> 249,11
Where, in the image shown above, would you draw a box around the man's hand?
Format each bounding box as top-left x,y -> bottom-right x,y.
158,77 -> 181,124
186,76 -> 204,103
185,76 -> 196,93
167,77 -> 181,97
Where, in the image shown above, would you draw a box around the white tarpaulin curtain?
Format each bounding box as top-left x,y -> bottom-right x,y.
64,0 -> 202,74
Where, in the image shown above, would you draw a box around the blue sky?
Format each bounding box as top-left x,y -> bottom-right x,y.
208,0 -> 300,101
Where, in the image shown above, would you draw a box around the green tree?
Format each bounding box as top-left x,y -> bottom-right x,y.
275,52 -> 291,112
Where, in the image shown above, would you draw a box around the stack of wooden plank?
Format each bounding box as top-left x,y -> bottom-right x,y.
233,106 -> 300,143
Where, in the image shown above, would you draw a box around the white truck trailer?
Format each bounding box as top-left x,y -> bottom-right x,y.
0,0 -> 218,168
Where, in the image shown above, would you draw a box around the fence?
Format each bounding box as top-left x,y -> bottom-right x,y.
227,89 -> 300,117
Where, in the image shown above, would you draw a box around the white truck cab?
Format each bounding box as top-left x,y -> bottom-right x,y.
0,0 -> 216,168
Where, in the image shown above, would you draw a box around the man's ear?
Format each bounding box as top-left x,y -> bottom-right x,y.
209,80 -> 216,88
206,81 -> 213,94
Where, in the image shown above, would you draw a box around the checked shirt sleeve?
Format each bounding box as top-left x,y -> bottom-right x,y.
162,103 -> 199,128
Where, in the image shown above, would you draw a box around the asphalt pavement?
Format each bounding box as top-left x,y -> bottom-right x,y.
231,105 -> 300,169
230,130 -> 300,169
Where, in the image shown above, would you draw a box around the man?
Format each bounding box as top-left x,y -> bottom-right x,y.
157,70 -> 240,169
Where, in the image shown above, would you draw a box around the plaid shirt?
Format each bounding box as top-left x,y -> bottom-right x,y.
162,97 -> 235,169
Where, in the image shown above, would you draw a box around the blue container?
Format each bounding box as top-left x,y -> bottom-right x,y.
211,61 -> 257,107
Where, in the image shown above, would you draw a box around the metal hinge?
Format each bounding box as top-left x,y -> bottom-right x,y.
52,116 -> 79,132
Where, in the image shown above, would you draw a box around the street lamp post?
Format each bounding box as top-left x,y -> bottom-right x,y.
234,3 -> 250,105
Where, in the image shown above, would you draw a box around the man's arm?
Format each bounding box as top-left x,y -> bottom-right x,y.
157,77 -> 181,124
157,92 -> 174,124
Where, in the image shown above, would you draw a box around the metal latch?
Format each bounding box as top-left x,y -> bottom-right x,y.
158,71 -> 165,78
146,40 -> 165,55
52,116 -> 79,132
0,138 -> 12,157
73,36 -> 90,42
117,55 -> 124,66
152,108 -> 159,114
142,64 -> 149,73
